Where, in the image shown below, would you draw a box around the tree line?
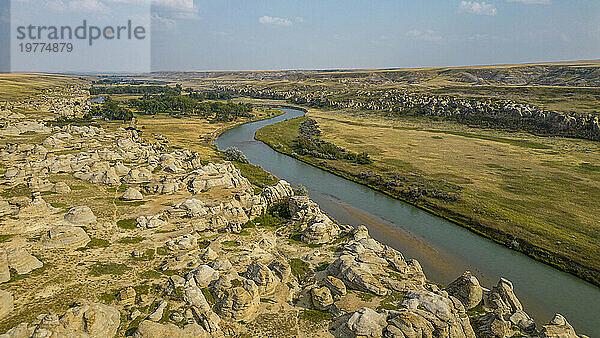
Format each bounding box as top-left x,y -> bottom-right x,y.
127,93 -> 253,122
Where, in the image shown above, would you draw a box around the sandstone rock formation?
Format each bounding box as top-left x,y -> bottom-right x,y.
64,206 -> 97,224
121,187 -> 143,201
446,271 -> 483,310
41,225 -> 91,249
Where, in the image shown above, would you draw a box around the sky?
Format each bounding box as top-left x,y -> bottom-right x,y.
2,0 -> 600,72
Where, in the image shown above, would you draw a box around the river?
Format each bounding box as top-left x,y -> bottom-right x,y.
215,108 -> 600,335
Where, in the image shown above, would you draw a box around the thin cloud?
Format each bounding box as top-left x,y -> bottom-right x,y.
68,0 -> 108,12
152,0 -> 198,20
151,12 -> 175,31
258,16 -> 292,26
459,1 -> 497,16
407,29 -> 442,42
507,0 -> 550,4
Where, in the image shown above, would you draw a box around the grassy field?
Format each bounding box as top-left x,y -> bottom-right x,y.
0,73 -> 85,101
256,109 -> 600,285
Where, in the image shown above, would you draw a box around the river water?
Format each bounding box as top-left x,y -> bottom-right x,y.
215,108 -> 600,335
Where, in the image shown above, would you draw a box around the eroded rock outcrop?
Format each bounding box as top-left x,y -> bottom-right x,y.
41,225 -> 91,249
446,271 -> 483,310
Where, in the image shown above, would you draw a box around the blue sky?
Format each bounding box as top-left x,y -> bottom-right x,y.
3,0 -> 600,72
151,0 -> 600,71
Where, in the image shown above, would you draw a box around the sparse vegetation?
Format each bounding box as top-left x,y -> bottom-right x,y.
118,236 -> 145,244
299,309 -> 334,323
88,262 -> 129,276
76,237 -> 110,251
117,218 -> 137,230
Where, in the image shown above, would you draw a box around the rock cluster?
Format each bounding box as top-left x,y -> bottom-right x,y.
222,82 -> 600,141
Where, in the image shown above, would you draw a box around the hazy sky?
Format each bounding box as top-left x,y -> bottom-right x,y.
151,0 -> 600,71
3,0 -> 600,72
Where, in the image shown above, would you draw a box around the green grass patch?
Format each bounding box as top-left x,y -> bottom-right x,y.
76,237 -> 110,251
202,287 -> 215,306
198,240 -> 210,250
299,309 -> 334,323
356,292 -> 375,302
88,262 -> 129,276
114,199 -> 146,207
118,236 -> 145,244
221,240 -> 240,247
578,162 -> 600,173
0,234 -> 15,243
289,258 -> 311,284
376,291 -> 405,311
156,246 -> 170,256
139,269 -> 163,280
117,218 -> 137,230
315,262 -> 330,272
260,298 -> 277,304
133,248 -> 155,261
243,211 -> 287,229
155,228 -> 175,234
99,291 -> 117,304
8,261 -> 51,283
0,183 -> 31,198
232,162 -> 279,192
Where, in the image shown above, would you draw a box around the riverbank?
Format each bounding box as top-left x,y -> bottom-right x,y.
254,111 -> 600,288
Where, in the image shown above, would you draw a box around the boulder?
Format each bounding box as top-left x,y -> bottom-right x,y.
176,199 -> 207,217
210,273 -> 260,321
334,307 -> 388,337
242,261 -> 279,296
7,248 -> 43,275
0,290 -> 13,319
184,285 -> 211,312
473,311 -> 512,338
328,255 -> 388,296
41,225 -> 91,249
310,286 -> 334,311
301,219 -> 339,245
268,260 -> 292,283
323,275 -> 347,300
64,206 -> 97,224
118,287 -> 137,307
133,320 -> 209,338
187,265 -> 219,288
201,247 -> 218,262
121,187 -> 143,201
261,180 -> 294,205
50,181 -> 71,194
446,271 -> 483,310
166,234 -> 198,251
209,258 -> 233,272
539,314 -> 579,338
136,214 -> 167,229
484,278 -> 524,315
0,249 -> 10,283
47,301 -> 120,338
401,290 -> 476,338
149,300 -> 168,322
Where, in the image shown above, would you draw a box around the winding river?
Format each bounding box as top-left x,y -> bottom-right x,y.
215,108 -> 600,335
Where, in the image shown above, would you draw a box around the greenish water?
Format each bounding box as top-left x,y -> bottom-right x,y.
215,108 -> 600,336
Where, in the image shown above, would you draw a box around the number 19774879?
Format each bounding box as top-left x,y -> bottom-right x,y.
19,43 -> 74,53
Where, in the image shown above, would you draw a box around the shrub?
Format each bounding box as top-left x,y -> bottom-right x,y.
223,147 -> 249,164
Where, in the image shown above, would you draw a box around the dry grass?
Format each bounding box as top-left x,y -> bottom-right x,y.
0,73 -> 84,101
